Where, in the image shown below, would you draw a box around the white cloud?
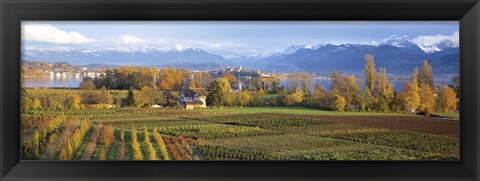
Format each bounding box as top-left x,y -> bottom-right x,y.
22,23 -> 93,44
120,34 -> 144,45
412,31 -> 459,53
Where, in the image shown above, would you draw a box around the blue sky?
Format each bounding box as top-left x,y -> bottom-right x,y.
22,21 -> 459,58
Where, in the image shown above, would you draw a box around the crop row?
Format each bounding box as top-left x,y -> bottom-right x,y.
302,146 -> 438,160
198,143 -> 289,160
59,119 -> 91,160
320,130 -> 459,152
21,114 -> 70,160
100,119 -> 208,129
157,124 -> 284,140
68,108 -> 233,120
191,113 -> 334,129
208,134 -> 354,154
73,126 -> 202,160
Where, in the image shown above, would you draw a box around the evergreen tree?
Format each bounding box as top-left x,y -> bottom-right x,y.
162,91 -> 175,106
125,87 -> 136,107
206,81 -> 224,107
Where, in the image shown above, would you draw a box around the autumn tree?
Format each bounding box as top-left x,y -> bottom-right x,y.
360,88 -> 376,112
188,80 -> 201,88
342,75 -> 361,111
222,72 -> 237,87
20,88 -> 34,112
376,67 -> 394,111
306,85 -> 326,108
376,67 -> 388,95
418,84 -> 436,114
330,70 -> 343,94
99,86 -> 112,104
283,93 -> 303,106
224,92 -> 237,107
216,77 -> 232,93
287,73 -> 300,93
115,66 -> 139,89
225,91 -> 252,107
332,95 -> 347,112
418,59 -> 434,88
80,77 -> 96,90
66,94 -> 82,110
364,54 -> 376,92
192,72 -> 212,88
80,87 -> 112,105
399,68 -> 420,113
250,89 -> 266,106
136,66 -> 157,88
437,85 -> 457,112
299,73 -> 315,100
137,86 -> 155,107
269,76 -> 281,93
237,91 -> 253,107
156,67 -> 186,91
324,70 -> 344,110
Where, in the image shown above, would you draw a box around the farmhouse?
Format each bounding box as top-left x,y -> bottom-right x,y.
179,80 -> 207,109
180,88 -> 207,109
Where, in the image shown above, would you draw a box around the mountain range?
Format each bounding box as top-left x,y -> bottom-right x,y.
22,36 -> 459,75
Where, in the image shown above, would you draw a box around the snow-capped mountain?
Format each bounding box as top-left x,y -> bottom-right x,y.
22,47 -> 235,67
412,31 -> 460,53
22,37 -> 459,75
379,35 -> 417,48
230,40 -> 458,74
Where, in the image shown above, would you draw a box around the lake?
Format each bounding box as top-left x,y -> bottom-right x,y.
22,75 -> 453,93
22,76 -> 84,88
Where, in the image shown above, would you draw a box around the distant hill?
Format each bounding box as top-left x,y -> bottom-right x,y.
22,47 -> 235,68
230,37 -> 459,75
22,37 -> 459,75
160,62 -> 226,71
256,44 -> 459,75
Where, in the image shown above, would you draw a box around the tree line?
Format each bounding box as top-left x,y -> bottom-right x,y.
22,54 -> 458,114
206,54 -> 458,114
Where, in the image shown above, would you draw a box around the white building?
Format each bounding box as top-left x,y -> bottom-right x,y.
179,88 -> 207,109
179,79 -> 207,109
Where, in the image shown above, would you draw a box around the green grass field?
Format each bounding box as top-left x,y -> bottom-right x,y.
435,112 -> 460,119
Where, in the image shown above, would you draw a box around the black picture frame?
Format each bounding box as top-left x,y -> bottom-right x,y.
1,0 -> 479,180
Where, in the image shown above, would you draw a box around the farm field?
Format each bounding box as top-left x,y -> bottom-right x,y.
21,106 -> 460,161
